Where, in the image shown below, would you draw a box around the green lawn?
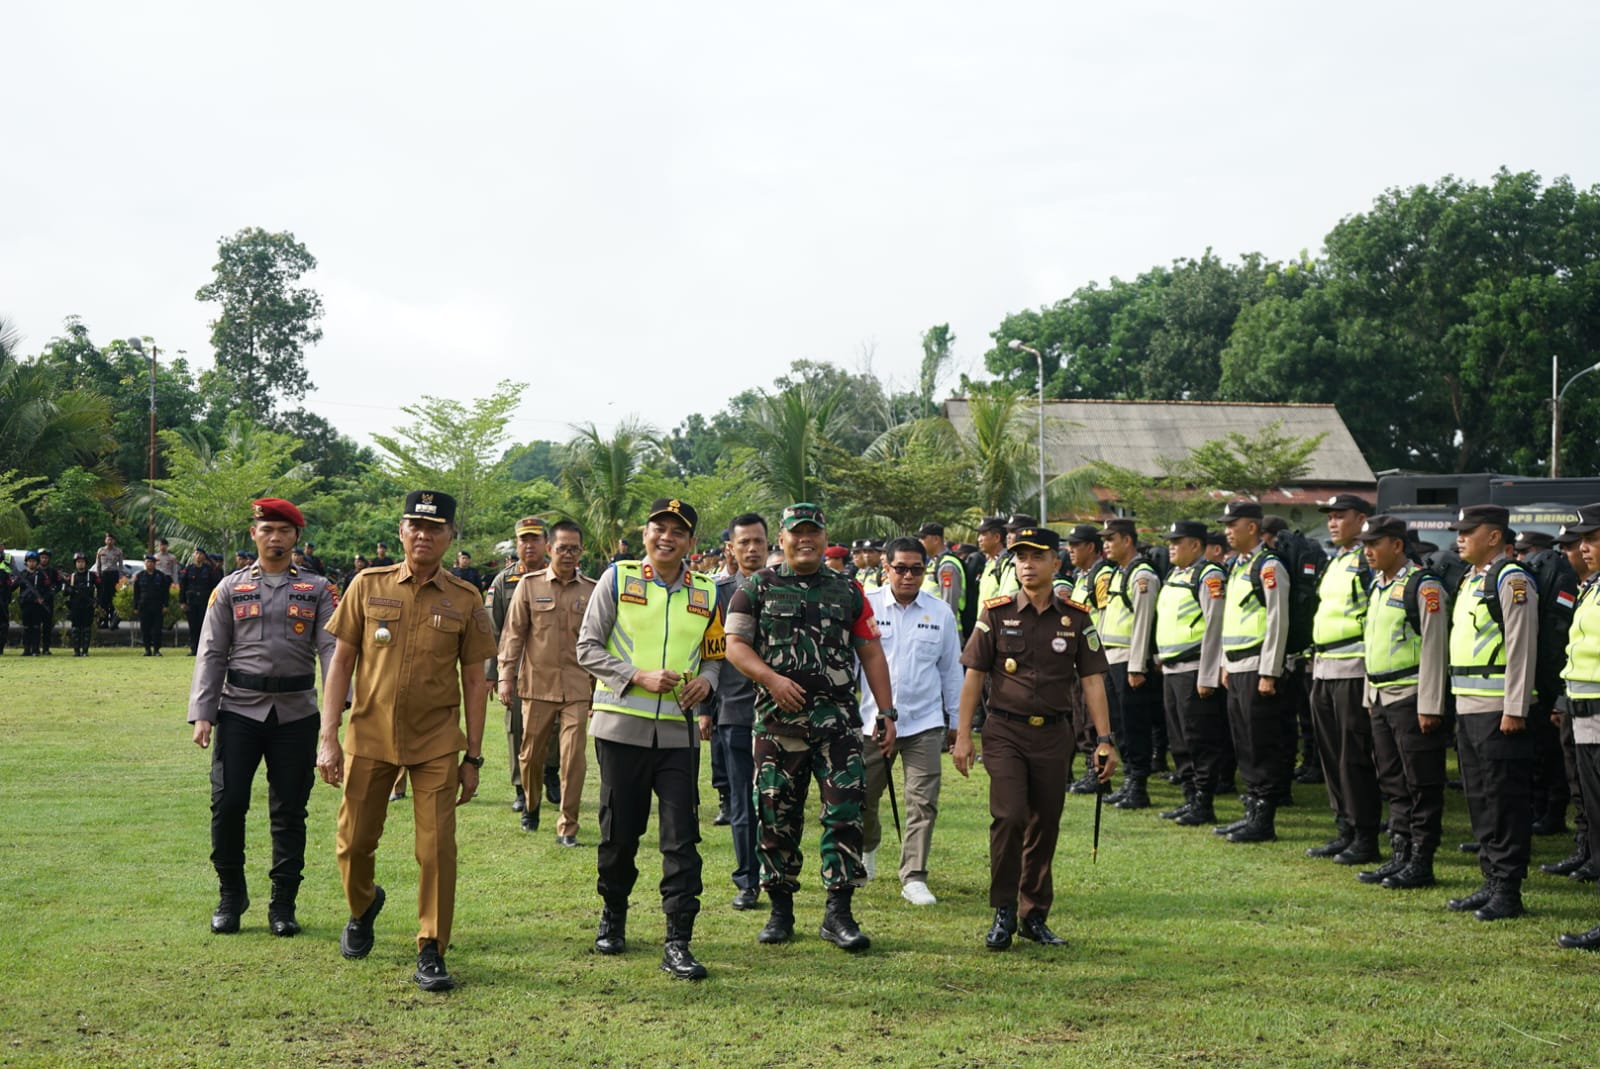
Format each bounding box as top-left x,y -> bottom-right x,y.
3,648 -> 1598,1068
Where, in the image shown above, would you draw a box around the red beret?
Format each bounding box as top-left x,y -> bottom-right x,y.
824,545 -> 849,560
251,498 -> 305,528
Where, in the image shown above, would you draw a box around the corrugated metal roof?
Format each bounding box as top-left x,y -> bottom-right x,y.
942,398 -> 1375,485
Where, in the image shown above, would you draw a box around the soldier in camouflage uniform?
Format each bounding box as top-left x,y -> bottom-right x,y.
725,503 -> 897,952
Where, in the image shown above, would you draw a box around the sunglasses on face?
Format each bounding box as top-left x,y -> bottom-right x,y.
888,564 -> 926,576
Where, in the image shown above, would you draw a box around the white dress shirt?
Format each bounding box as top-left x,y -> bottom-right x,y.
859,587 -> 963,736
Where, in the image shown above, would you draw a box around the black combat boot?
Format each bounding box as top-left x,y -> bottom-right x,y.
818,888 -> 870,952
1306,824 -> 1353,859
1161,787 -> 1196,821
660,912 -> 708,980
1067,769 -> 1101,795
1104,779 -> 1131,806
1358,837 -> 1409,884
1382,846 -> 1436,889
1227,800 -> 1276,843
1540,838 -> 1589,876
1473,878 -> 1525,921
1446,879 -> 1495,912
1334,829 -> 1382,866
1214,797 -> 1256,836
594,905 -> 627,955
268,879 -> 301,937
1114,776 -> 1151,810
758,890 -> 794,944
1176,793 -> 1216,826
211,869 -> 249,934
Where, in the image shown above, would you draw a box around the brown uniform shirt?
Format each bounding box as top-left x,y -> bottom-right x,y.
961,589 -> 1108,717
326,562 -> 497,764
497,567 -> 598,703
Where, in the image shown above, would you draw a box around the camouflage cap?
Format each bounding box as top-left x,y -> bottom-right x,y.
781,503 -> 827,531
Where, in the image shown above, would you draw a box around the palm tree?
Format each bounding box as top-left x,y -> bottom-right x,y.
562,419 -> 662,556
730,380 -> 844,506
950,390 -> 1097,522
0,317 -> 115,480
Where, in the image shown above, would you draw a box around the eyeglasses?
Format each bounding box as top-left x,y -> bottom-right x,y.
552,544 -> 582,554
888,564 -> 926,576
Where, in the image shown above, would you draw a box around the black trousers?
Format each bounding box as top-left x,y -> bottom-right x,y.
0,606 -> 8,651
1531,696 -> 1568,820
1161,669 -> 1195,790
1574,737 -> 1600,865
98,577 -> 116,618
1279,662 -> 1310,787
209,709 -> 318,887
1561,713 -> 1590,849
1166,670 -> 1227,796
185,601 -> 208,654
69,602 -> 94,653
21,602 -> 47,653
139,606 -> 164,651
1225,669 -> 1286,802
594,739 -> 702,917
1369,696 -> 1448,852
1107,661 -> 1157,779
1311,675 -> 1382,833
1456,711 -> 1535,881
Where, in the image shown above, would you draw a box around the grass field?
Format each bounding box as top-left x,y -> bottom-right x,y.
3,647 -> 1598,1068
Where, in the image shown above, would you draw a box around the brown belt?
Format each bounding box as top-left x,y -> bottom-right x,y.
989,708 -> 1066,728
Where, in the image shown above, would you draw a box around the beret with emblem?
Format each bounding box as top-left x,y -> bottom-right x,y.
252,497 -> 305,528
824,545 -> 849,560
1514,530 -> 1555,551
403,490 -> 456,525
976,515 -> 1007,534
1005,513 -> 1039,531
649,497 -> 699,533
1064,523 -> 1100,545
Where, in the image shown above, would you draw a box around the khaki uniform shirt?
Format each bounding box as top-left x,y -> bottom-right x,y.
94,545 -> 123,579
484,560 -> 541,683
326,562 -> 497,764
497,567 -> 598,703
961,590 -> 1108,717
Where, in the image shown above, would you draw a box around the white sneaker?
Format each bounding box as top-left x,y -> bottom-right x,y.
901,880 -> 936,906
863,850 -> 876,881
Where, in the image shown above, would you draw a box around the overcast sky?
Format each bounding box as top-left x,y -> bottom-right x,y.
5,2 -> 1597,450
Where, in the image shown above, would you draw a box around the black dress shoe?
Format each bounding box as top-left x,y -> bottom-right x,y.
556,834 -> 578,847
521,808 -> 539,832
1446,881 -> 1493,913
1540,847 -> 1588,876
1557,923 -> 1600,950
1532,814 -> 1568,836
340,885 -> 385,959
1569,859 -> 1600,883
414,940 -> 456,992
1019,915 -> 1067,947
512,786 -> 526,813
594,907 -> 627,955
713,803 -> 731,827
986,907 -> 1017,951
211,890 -> 249,934
731,887 -> 760,911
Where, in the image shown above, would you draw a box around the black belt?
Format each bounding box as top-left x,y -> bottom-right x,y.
989,708 -> 1067,727
1571,699 -> 1599,720
1224,643 -> 1263,663
227,670 -> 314,693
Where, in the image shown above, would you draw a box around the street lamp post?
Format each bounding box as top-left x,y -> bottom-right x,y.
1008,339 -> 1047,523
128,337 -> 158,553
1551,354 -> 1600,478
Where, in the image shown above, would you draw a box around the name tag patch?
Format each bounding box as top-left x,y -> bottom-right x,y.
687,585 -> 712,618
620,576 -> 649,606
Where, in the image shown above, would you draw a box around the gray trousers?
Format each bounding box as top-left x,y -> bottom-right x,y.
862,726 -> 946,884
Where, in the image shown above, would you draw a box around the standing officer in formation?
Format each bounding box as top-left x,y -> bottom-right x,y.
94,532 -> 123,628
187,498 -> 338,937
0,539 -> 12,655
917,522 -> 966,625
858,536 -> 963,906
1153,520 -> 1227,826
1307,494 -> 1382,866
154,537 -> 180,581
1556,505 -> 1600,951
180,548 -> 222,656
1547,525 -> 1596,879
1353,514 -> 1449,891
34,549 -> 60,653
1099,517 -> 1161,810
851,539 -> 885,592
65,552 -> 99,656
974,516 -> 1015,603
16,551 -> 50,655
497,519 -> 596,843
953,524 -> 1116,950
133,554 -> 172,656
577,498 -> 725,980
485,517 -> 559,814
725,503 -> 896,954
318,490 -> 496,993
1445,504 -> 1539,922
1216,500 -> 1290,844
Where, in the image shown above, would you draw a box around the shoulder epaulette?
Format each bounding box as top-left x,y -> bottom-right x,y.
983,594 -> 1013,610
1057,595 -> 1093,614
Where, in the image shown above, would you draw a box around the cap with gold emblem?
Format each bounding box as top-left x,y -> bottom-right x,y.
251,497 -> 306,528
648,497 -> 699,533
514,516 -> 547,538
1010,526 -> 1061,553
403,490 -> 457,525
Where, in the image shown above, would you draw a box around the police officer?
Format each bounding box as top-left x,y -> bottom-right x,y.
94,533 -> 123,628
917,522 -> 966,627
1216,500 -> 1290,844
725,503 -> 895,954
1547,524 -> 1597,879
1155,521 -> 1227,826
180,548 -> 221,655
485,517 -> 559,816
1307,494 -> 1383,865
302,542 -> 326,576
1351,514 -> 1450,891
952,524 -> 1116,950
65,552 -> 99,656
15,551 -> 50,655
188,498 -> 338,935
1556,504 -> 1600,950
35,549 -> 61,653
451,550 -> 485,592
132,554 -> 172,655
1444,504 -> 1539,921
852,539 -> 885,592
974,516 -> 1013,604
154,537 -> 180,581
577,498 -> 725,980
318,490 -> 498,992
1099,518 -> 1161,809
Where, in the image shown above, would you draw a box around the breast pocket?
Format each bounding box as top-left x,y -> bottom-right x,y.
424,609 -> 464,652
997,629 -> 1027,655
764,602 -> 803,646
366,603 -> 402,649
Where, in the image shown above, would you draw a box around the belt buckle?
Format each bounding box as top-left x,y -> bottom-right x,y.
1028,715 -> 1045,727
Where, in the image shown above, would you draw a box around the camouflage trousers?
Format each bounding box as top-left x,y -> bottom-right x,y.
754,730 -> 865,894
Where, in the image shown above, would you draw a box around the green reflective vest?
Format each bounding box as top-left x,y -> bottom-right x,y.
592,561 -> 721,721
1156,562 -> 1221,665
1364,566 -> 1423,688
978,554 -> 1018,604
1222,547 -> 1270,655
1449,561 -> 1526,698
1562,579 -> 1600,699
1102,559 -> 1157,649
1312,546 -> 1368,658
921,551 -> 967,610
859,566 -> 883,593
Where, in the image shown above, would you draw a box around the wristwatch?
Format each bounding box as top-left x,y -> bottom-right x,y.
1095,734 -> 1115,745
461,752 -> 486,768
879,705 -> 898,722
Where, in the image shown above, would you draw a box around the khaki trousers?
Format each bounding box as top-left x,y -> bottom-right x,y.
520,698 -> 590,837
862,726 -> 946,884
337,751 -> 459,951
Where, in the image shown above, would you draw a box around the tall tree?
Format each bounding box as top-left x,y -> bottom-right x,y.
730,379 -> 844,506
917,324 -> 955,418
370,380 -> 526,547
194,228 -> 324,420
562,419 -> 662,557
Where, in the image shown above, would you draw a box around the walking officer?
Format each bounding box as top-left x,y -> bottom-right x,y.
65,552 -> 99,656
1353,515 -> 1450,891
953,524 -> 1116,950
1154,521 -> 1227,826
1444,505 -> 1539,922
485,517 -> 560,815
187,498 -> 338,936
